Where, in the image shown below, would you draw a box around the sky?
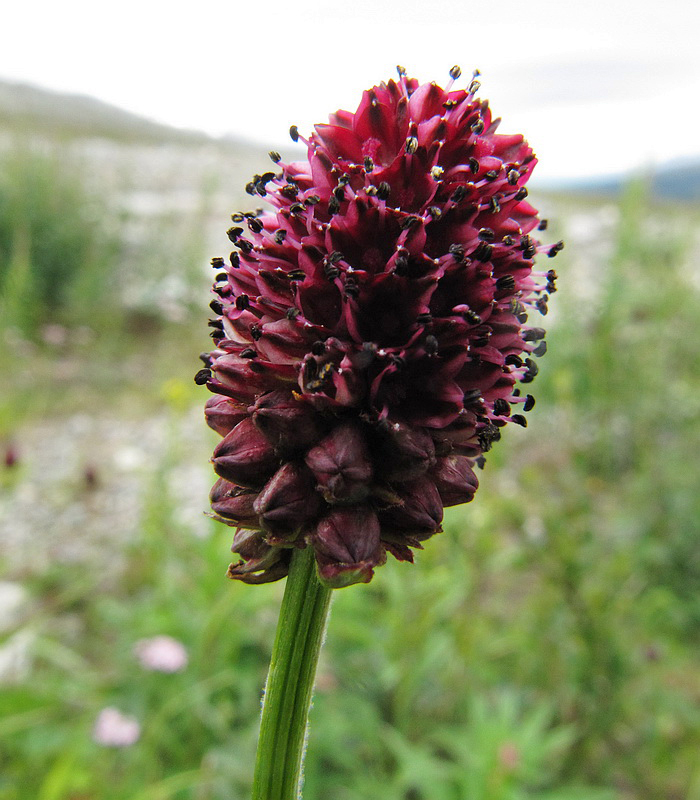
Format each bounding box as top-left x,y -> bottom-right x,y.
3,0 -> 700,181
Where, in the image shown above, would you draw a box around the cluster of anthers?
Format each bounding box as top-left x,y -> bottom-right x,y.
196,66 -> 562,588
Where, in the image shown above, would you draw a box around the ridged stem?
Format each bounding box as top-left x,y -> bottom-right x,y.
252,546 -> 333,800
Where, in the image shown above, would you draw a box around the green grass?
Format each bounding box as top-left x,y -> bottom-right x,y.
2,182 -> 700,799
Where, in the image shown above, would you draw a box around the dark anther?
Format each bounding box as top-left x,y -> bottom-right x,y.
328,196 -> 341,215
333,185 -> 345,201
269,151 -> 281,163
474,242 -> 493,262
290,203 -> 305,215
523,358 -> 539,379
478,423 -> 501,452
215,272 -> 228,282
478,228 -> 495,242
231,213 -> 245,223
240,347 -> 257,359
289,125 -> 299,142
227,227 -> 243,242
451,185 -> 467,203
209,299 -> 224,315
250,324 -> 262,341
519,235 -> 531,251
194,368 -> 211,385
428,206 -> 442,220
431,165 -> 444,179
344,280 -> 360,299
208,318 -> 224,329
444,99 -> 458,109
305,195 -> 320,205
245,182 -> 256,195
377,182 -> 391,201
523,394 -> 536,412
337,173 -> 351,186
485,169 -> 499,181
516,310 -> 528,324
514,187 -> 528,201
230,252 -> 240,268
400,215 -> 420,231
311,340 -> 326,355
280,184 -> 298,199
472,335 -> 490,348
324,264 -> 340,280
502,235 -> 514,246
397,65 -> 407,77
247,218 -> 263,234
468,158 -> 480,174
538,219 -> 548,231
463,388 -> 482,404
211,256 -> 225,268
286,269 -> 306,281
522,327 -> 546,342
449,243 -> 465,262
532,341 -> 547,357
366,185 -> 378,196
405,136 -> 419,154
507,169 -> 519,185
237,239 -> 253,254
468,79 -> 481,94
489,196 -> 501,214
416,312 -> 432,324
209,330 -> 223,340
547,269 -> 558,281
274,230 -> 287,244
536,296 -> 549,315
493,398 -> 511,416
496,274 -> 516,291
461,309 -> 482,325
505,354 -> 523,367
394,255 -> 409,275
548,240 -> 565,258
364,156 -> 374,172
425,335 -> 439,356
286,307 -> 300,319
235,294 -> 250,310
449,65 -> 462,80
327,251 -> 344,264
471,118 -> 484,134
511,414 -> 527,427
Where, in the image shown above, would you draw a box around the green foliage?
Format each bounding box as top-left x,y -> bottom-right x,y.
0,144 -> 121,334
2,185 -> 700,799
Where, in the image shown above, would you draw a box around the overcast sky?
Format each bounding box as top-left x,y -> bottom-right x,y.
3,0 -> 700,180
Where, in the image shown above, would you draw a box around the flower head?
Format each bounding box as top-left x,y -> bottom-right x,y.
134,635 -> 189,673
92,707 -> 141,748
199,67 -> 561,588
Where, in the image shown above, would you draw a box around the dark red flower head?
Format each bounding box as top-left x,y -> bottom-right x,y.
198,67 -> 562,588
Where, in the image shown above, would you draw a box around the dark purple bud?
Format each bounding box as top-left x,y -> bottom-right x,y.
205,395 -> 249,437
377,476 -> 443,536
212,417 -> 279,488
377,421 -> 436,481
253,462 -> 320,539
210,478 -> 260,527
430,456 -> 479,507
250,391 -> 326,453
228,532 -> 291,584
305,423 -> 372,503
312,508 -> 386,588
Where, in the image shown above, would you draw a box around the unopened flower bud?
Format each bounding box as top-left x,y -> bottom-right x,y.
431,456 -> 479,506
377,422 -> 436,481
305,423 -> 372,503
251,390 -> 326,453
378,476 -> 443,536
210,478 -> 260,527
254,462 -> 320,539
312,508 -> 386,587
205,396 -> 248,437
212,417 -> 279,488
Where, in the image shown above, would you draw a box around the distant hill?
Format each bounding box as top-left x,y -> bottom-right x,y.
0,79 -> 216,145
538,159 -> 700,203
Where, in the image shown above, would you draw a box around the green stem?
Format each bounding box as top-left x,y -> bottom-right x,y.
252,546 -> 333,800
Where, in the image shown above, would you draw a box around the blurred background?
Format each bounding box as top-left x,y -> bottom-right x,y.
1,1 -> 699,798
